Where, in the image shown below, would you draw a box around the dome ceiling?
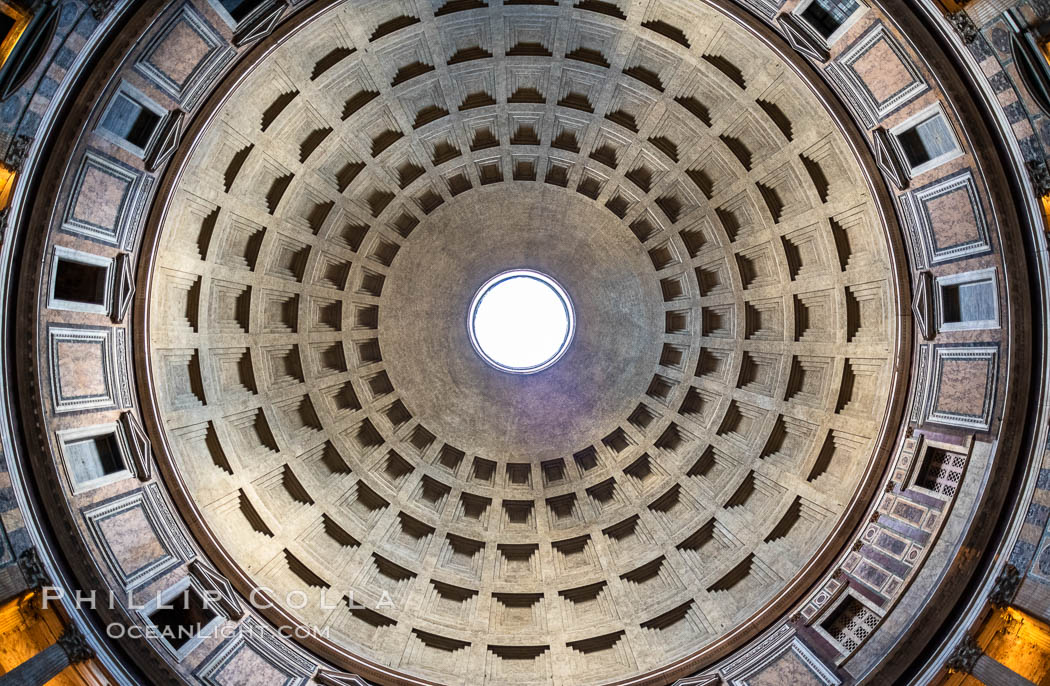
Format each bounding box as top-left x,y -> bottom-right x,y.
143,1 -> 900,683
5,0 -> 1048,681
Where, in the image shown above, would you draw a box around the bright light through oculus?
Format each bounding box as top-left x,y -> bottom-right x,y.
468,270 -> 575,374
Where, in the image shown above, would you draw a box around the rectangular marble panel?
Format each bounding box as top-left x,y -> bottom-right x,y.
828,25 -> 928,127
135,3 -> 235,108
922,345 -> 998,431
721,630 -> 840,686
907,170 -> 991,265
83,490 -> 182,591
61,151 -> 145,246
195,617 -> 314,685
48,325 -> 117,414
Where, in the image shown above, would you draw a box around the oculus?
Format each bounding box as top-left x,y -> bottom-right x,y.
468,269 -> 575,374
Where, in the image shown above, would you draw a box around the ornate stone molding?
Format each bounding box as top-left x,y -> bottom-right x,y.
119,411 -> 152,481
188,558 -> 243,619
947,11 -> 981,44
144,110 -> 185,173
989,563 -> 1022,607
233,0 -> 288,47
912,270 -> 934,340
57,626 -> 95,663
88,0 -> 118,21
113,253 -> 135,324
945,634 -> 981,673
776,12 -> 830,63
5,134 -> 31,172
16,547 -> 49,589
1027,159 -> 1050,198
872,128 -> 908,190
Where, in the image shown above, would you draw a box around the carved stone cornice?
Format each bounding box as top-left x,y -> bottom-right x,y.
945,634 -> 981,673
17,547 -> 49,589
989,563 -> 1022,607
57,626 -> 94,663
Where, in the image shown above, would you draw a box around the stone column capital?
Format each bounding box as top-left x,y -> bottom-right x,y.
947,11 -> 981,44
1026,159 -> 1050,198
57,626 -> 94,663
16,547 -> 49,590
989,564 -> 1022,607
946,634 -> 982,673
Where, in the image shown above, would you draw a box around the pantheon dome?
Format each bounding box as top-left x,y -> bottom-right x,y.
0,0 -> 1048,685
